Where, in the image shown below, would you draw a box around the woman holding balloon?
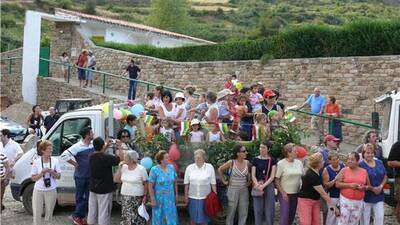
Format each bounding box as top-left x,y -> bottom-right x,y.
114,150 -> 148,225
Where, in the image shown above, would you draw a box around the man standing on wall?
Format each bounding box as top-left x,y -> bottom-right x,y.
125,59 -> 141,100
76,50 -> 88,88
61,127 -> 94,225
298,87 -> 326,145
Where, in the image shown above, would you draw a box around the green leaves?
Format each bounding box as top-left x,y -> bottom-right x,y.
148,0 -> 189,33
93,19 -> 400,62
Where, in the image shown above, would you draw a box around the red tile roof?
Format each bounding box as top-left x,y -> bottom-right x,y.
55,8 -> 215,45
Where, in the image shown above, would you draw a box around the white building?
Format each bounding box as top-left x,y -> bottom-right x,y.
55,8 -> 215,48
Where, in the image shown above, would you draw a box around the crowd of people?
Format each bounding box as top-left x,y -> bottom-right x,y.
0,58 -> 400,225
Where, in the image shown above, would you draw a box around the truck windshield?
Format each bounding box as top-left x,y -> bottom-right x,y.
376,98 -> 392,140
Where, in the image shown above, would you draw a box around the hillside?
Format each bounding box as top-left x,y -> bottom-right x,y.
1,0 -> 400,52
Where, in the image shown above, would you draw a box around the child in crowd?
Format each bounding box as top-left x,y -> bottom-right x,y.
249,84 -> 263,113
174,92 -> 187,121
145,92 -> 155,110
189,93 -> 207,120
207,122 -> 225,142
124,115 -> 137,140
234,95 -> 248,132
159,118 -> 175,142
268,110 -> 280,130
189,119 -> 204,143
252,113 -> 270,141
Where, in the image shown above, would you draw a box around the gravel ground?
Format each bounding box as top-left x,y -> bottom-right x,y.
1,187 -> 398,225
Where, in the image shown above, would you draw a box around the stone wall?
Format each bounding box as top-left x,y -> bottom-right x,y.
37,77 -> 123,109
0,48 -> 23,104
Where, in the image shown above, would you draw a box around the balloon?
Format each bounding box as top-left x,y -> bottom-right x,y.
130,104 -> 145,117
235,82 -> 242,90
102,102 -> 110,114
141,157 -> 153,170
295,146 -> 307,159
120,109 -> 129,120
113,109 -> 123,120
169,144 -> 181,161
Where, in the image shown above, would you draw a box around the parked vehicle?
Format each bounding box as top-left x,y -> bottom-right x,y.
42,98 -> 92,117
0,116 -> 27,143
374,90 -> 400,206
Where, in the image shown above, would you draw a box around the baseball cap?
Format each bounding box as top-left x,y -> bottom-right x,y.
324,135 -> 340,143
263,89 -> 276,98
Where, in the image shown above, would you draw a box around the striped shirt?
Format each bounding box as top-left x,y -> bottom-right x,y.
0,153 -> 8,179
228,160 -> 249,190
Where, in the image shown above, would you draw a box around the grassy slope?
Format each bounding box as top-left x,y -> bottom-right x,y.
1,0 -> 400,52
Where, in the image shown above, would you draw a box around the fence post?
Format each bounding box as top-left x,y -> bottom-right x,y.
102,73 -> 106,94
8,58 -> 12,75
67,65 -> 71,83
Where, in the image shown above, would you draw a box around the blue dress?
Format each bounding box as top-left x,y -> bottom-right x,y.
149,164 -> 178,225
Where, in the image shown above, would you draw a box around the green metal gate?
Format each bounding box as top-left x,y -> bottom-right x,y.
39,47 -> 50,77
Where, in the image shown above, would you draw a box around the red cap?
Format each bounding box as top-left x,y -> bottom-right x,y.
263,89 -> 276,98
324,135 -> 340,143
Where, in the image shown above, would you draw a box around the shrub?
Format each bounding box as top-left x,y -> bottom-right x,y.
93,19 -> 400,62
84,0 -> 96,15
58,0 -> 72,9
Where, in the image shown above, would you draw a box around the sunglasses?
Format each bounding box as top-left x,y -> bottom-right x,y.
239,149 -> 247,153
121,135 -> 130,138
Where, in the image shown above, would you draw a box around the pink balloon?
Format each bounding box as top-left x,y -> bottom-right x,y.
296,146 -> 308,159
169,144 -> 181,161
113,109 -> 123,120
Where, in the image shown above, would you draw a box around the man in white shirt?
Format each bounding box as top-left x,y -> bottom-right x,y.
0,129 -> 23,210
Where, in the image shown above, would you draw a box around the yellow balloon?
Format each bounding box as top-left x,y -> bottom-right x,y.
235,82 -> 243,90
102,102 -> 109,114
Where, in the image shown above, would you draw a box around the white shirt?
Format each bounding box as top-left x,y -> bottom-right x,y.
175,103 -> 187,120
120,164 -> 148,196
184,163 -> 216,199
1,139 -> 23,164
190,131 -> 204,143
275,158 -> 304,194
31,157 -> 61,191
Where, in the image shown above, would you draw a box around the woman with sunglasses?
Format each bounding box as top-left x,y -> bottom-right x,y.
117,129 -> 135,151
218,144 -> 251,225
275,143 -> 304,225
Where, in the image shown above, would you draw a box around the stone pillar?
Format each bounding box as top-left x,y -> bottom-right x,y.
50,22 -> 73,78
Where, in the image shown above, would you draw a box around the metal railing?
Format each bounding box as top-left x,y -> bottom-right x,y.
289,109 -> 376,129
1,56 -> 22,75
0,56 -> 198,97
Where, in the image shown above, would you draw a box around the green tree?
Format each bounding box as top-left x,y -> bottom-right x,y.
148,0 -> 189,32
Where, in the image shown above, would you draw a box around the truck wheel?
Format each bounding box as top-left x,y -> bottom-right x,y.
22,183 -> 34,215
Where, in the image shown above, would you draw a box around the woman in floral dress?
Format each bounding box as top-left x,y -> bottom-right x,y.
148,150 -> 179,225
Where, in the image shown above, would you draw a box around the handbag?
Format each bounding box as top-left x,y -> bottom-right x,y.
204,191 -> 222,218
251,157 -> 271,197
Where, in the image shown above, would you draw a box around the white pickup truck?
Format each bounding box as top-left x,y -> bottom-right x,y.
9,90 -> 400,214
10,104 -> 123,214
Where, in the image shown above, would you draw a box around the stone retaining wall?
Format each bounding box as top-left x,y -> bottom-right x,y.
0,48 -> 23,104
